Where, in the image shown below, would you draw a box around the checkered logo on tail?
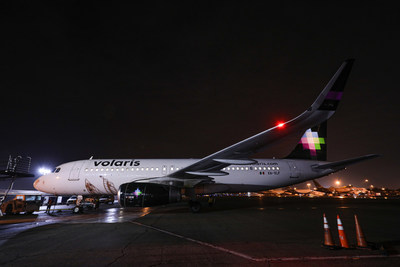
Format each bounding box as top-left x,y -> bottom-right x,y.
299,129 -> 325,156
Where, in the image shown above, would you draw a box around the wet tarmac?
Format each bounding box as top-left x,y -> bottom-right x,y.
0,197 -> 400,266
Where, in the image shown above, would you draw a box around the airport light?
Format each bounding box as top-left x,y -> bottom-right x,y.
335,180 -> 341,186
38,167 -> 51,175
364,179 -> 369,183
307,183 -> 311,190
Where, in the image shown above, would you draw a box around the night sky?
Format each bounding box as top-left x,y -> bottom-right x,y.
1,2 -> 399,189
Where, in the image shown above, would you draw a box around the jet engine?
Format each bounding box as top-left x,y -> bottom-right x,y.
118,182 -> 181,207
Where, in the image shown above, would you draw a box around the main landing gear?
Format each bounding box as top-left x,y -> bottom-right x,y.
185,188 -> 202,213
189,200 -> 202,213
188,196 -> 216,213
186,188 -> 216,213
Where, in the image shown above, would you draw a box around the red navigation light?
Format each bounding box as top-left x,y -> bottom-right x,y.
277,122 -> 285,128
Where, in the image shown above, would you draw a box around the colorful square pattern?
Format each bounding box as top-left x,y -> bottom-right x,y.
299,129 -> 325,156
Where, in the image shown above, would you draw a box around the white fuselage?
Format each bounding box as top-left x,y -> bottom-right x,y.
34,158 -> 332,195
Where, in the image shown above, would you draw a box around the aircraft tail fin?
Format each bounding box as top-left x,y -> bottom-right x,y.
285,122 -> 327,160
312,179 -> 324,190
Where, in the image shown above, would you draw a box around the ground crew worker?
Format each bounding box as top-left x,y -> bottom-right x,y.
46,198 -> 53,213
95,198 -> 100,209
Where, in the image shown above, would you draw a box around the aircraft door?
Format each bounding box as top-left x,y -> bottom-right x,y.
69,162 -> 85,181
287,161 -> 300,178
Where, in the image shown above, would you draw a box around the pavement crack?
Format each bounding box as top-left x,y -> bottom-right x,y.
106,241 -> 130,266
106,226 -> 147,266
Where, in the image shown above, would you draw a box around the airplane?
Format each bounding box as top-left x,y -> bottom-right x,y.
263,187 -> 294,196
288,187 -> 312,196
311,180 -> 332,194
280,186 -> 325,197
34,59 -> 379,212
312,179 -> 367,196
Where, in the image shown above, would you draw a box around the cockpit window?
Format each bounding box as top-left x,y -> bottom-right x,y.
53,168 -> 61,173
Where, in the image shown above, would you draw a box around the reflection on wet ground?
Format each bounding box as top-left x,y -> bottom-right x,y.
1,198 -> 400,266
0,204 -> 153,246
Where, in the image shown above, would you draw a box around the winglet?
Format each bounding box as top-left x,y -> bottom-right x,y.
310,59 -> 355,112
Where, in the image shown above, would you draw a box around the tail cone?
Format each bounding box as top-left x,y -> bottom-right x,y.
337,215 -> 350,248
355,214 -> 368,248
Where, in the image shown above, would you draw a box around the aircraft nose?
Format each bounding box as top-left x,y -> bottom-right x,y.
34,176 -> 47,192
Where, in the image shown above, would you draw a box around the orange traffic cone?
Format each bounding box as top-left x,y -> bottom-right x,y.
355,214 -> 368,248
337,215 -> 350,248
322,213 -> 335,248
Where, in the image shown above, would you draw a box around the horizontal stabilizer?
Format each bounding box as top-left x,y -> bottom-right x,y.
312,154 -> 380,171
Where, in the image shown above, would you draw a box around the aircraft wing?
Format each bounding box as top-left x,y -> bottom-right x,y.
168,59 -> 355,180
